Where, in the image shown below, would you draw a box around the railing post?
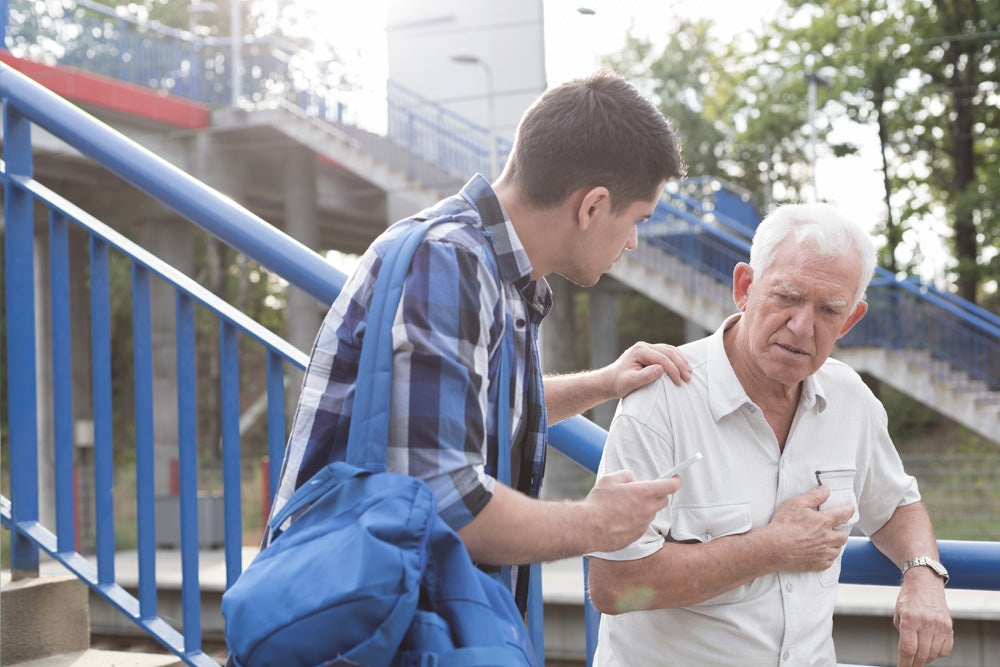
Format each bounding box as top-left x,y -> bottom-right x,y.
266,350 -> 286,503
221,320 -> 243,588
50,211 -> 76,554
133,263 -> 158,620
3,97 -> 41,579
90,236 -> 116,586
1,0 -> 9,50
176,292 -> 203,653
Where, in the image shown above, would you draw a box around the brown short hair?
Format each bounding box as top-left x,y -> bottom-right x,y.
503,69 -> 685,214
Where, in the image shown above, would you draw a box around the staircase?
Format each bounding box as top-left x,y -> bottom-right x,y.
2,3 -> 999,667
1,573 -> 184,665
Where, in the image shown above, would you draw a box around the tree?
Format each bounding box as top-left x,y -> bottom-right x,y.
777,0 -> 999,301
601,14 -> 820,211
601,17 -> 727,181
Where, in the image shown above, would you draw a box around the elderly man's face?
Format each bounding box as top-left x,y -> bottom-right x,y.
734,238 -> 868,388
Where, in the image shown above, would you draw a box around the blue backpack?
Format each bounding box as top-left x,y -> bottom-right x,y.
222,219 -> 537,666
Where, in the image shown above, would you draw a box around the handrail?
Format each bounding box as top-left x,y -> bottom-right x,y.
3,0 -> 507,180
0,63 -> 344,305
642,186 -> 1000,395
2,5 -> 998,667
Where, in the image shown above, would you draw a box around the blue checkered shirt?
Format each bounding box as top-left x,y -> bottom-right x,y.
271,175 -> 552,533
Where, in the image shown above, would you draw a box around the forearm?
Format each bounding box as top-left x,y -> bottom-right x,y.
588,529 -> 780,613
543,370 -> 612,425
458,471 -> 681,566
457,483 -> 595,565
869,501 -> 939,567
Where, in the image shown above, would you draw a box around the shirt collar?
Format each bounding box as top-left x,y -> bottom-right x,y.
460,174 -> 552,316
706,313 -> 827,421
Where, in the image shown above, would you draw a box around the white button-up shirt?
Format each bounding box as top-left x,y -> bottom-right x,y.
590,315 -> 919,667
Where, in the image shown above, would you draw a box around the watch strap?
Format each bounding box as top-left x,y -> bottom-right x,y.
901,556 -> 949,585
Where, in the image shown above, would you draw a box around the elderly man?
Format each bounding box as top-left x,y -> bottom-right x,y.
588,203 -> 953,667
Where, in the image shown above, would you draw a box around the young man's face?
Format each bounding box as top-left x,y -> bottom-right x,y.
566,185 -> 663,287
734,238 -> 867,388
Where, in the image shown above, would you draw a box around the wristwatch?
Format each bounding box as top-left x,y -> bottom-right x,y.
901,556 -> 949,586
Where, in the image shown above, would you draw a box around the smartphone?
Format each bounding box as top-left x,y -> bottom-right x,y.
657,452 -> 703,480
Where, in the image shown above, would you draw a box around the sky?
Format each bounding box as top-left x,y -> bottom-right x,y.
307,0 -> 949,281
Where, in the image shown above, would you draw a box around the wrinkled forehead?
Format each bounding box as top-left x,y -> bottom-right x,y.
761,238 -> 864,295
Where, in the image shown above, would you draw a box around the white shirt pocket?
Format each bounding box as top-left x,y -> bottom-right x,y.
814,467 -> 859,587
815,468 -> 860,529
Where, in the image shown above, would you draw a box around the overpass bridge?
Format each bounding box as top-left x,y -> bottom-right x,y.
4,0 -> 997,443
1,2 -> 998,666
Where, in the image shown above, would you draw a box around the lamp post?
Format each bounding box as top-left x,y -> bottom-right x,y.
230,0 -> 243,107
451,54 -> 497,180
187,2 -> 218,34
806,71 -> 829,203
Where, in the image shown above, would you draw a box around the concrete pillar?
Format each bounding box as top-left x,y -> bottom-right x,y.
69,232 -> 95,553
34,226 -> 55,530
540,276 -> 590,499
137,219 -> 194,498
541,276 -> 578,375
587,284 -> 619,429
282,145 -> 323,409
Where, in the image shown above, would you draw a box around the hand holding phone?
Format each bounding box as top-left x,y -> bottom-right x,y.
657,452 -> 703,480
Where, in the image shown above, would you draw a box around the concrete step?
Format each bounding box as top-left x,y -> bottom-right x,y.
2,574 -> 90,664
8,649 -> 185,667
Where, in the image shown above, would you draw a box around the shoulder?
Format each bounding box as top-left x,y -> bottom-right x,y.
819,356 -> 885,412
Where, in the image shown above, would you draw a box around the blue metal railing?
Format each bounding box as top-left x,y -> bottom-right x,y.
1,62 -> 310,665
2,4 -> 999,667
642,188 -> 1000,395
3,0 -> 510,184
4,57 -> 1000,667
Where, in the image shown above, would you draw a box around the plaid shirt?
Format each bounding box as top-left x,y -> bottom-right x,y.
271,175 -> 552,534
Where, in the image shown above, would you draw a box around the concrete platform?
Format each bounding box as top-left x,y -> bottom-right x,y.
34,550 -> 1000,666
11,649 -> 184,667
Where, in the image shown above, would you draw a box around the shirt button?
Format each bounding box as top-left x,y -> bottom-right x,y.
515,318 -> 526,328
786,583 -> 793,593
747,405 -> 756,414
701,532 -> 711,541
783,651 -> 790,661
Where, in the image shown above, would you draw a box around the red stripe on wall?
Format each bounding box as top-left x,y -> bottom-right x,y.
1,52 -> 210,129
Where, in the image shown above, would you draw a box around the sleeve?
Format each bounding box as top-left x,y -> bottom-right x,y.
588,381 -> 676,561
855,396 -> 921,537
385,236 -> 502,531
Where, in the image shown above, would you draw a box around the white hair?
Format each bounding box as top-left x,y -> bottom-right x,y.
748,203 -> 877,305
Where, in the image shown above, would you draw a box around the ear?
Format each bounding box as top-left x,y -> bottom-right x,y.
575,186 -> 611,231
732,262 -> 753,311
837,301 -> 868,337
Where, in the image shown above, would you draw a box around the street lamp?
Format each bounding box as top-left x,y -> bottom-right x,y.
451,54 -> 498,181
187,2 -> 218,34
806,71 -> 830,203
230,0 -> 243,107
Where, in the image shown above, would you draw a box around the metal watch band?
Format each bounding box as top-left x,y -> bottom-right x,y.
901,556 -> 949,585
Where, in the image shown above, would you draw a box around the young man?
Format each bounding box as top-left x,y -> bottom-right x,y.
588,204 -> 953,666
269,70 -> 690,606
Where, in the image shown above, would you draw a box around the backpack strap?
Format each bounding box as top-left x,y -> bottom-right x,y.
345,220 -> 512,480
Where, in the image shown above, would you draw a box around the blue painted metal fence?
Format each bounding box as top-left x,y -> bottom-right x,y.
2,3 -> 1000,667
3,0 -> 511,184
645,183 -> 1000,395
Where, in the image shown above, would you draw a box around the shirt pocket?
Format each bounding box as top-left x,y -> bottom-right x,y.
815,467 -> 859,587
668,503 -> 758,606
815,468 -> 860,529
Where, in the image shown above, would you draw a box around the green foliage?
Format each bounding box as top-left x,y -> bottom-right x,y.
877,382 -> 943,445
601,0 -> 1000,301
